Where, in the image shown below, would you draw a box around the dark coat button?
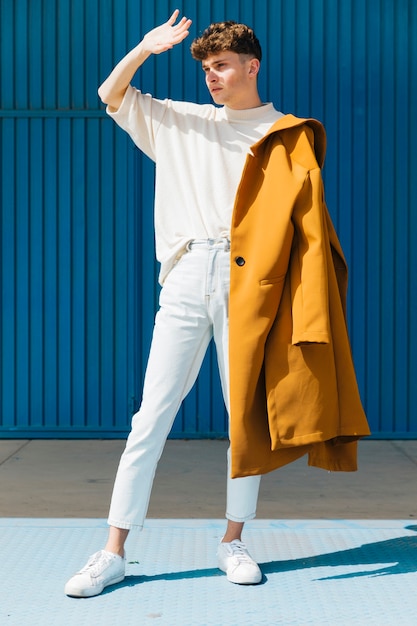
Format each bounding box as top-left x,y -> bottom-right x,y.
235,256 -> 245,266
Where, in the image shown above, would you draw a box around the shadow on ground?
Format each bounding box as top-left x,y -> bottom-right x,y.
99,525 -> 417,595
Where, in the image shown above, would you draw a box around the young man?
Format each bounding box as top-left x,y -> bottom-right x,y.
64,10 -> 370,598
65,12 -> 280,597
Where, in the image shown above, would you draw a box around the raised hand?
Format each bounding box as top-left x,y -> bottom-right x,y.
142,9 -> 192,55
98,10 -> 192,110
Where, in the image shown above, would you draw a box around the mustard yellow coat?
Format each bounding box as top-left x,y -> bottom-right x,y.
229,115 -> 371,478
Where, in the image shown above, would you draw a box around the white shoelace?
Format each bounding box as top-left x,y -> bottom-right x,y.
227,541 -> 253,563
79,550 -> 114,576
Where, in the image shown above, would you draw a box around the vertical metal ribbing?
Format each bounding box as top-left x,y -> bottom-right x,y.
0,0 -> 416,438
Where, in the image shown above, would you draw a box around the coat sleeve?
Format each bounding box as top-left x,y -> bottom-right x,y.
290,167 -> 332,345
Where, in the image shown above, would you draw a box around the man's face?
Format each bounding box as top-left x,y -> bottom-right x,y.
202,51 -> 259,109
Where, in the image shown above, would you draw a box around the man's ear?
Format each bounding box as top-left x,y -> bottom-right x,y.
248,58 -> 260,76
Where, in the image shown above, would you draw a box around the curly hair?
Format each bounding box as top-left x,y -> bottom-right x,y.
190,21 -> 262,62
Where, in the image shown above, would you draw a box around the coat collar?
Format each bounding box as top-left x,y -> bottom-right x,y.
250,113 -> 327,168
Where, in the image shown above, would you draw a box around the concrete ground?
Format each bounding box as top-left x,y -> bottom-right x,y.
2,438 -> 417,625
1,438 -> 417,520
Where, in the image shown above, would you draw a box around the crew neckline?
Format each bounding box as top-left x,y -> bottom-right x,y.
223,102 -> 279,122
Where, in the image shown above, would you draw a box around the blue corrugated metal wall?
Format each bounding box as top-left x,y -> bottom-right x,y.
0,0 -> 139,436
0,0 -> 416,438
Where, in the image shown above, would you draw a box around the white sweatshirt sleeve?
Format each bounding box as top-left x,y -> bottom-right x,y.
106,84 -> 168,162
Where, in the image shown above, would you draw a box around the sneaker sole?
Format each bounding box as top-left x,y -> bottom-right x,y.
218,565 -> 262,585
65,574 -> 125,598
226,572 -> 262,585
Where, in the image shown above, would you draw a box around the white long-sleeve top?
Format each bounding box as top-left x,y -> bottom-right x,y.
108,85 -> 283,283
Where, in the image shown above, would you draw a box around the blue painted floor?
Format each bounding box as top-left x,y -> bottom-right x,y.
2,518 -> 417,625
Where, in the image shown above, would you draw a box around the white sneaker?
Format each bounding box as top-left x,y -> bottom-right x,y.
217,540 -> 262,584
64,550 -> 126,597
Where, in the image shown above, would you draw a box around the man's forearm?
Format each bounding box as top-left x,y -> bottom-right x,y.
98,42 -> 151,112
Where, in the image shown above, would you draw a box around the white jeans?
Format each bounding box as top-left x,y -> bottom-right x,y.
108,239 -> 261,530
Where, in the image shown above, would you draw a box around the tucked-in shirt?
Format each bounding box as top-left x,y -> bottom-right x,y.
108,84 -> 283,283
